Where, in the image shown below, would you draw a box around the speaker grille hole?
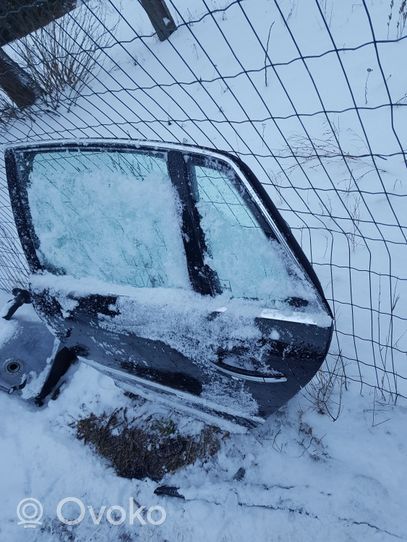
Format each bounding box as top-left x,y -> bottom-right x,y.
5,361 -> 22,374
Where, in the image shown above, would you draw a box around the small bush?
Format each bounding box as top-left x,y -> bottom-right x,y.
13,2 -> 114,110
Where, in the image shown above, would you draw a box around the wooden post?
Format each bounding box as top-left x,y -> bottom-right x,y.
0,1 -> 77,47
0,0 -> 77,108
139,0 -> 177,41
0,49 -> 43,108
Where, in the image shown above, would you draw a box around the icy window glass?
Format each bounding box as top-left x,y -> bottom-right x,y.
23,149 -> 190,289
193,162 -> 310,302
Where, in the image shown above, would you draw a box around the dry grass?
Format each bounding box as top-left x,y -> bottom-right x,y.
387,0 -> 407,38
12,2 -> 114,110
303,354 -> 348,421
0,93 -> 21,126
75,407 -> 222,481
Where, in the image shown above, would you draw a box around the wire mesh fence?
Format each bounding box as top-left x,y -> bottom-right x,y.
0,0 -> 405,401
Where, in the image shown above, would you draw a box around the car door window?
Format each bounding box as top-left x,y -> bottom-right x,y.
192,161 -> 311,303
21,149 -> 190,289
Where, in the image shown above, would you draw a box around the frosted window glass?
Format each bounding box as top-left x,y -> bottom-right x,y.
25,150 -> 190,289
194,164 -> 309,301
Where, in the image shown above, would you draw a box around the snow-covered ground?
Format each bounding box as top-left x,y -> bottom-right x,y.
0,293 -> 406,541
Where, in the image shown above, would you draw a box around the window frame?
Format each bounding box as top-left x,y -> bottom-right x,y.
187,154 -> 279,242
4,140 -> 332,316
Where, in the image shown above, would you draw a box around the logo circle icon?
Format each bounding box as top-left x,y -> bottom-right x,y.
17,498 -> 43,528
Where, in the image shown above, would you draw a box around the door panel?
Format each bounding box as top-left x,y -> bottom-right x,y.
5,140 -> 333,423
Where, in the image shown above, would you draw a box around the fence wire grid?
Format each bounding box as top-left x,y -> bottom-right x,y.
0,0 -> 406,401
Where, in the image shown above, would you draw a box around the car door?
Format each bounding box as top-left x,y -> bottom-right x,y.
5,141 -> 333,423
